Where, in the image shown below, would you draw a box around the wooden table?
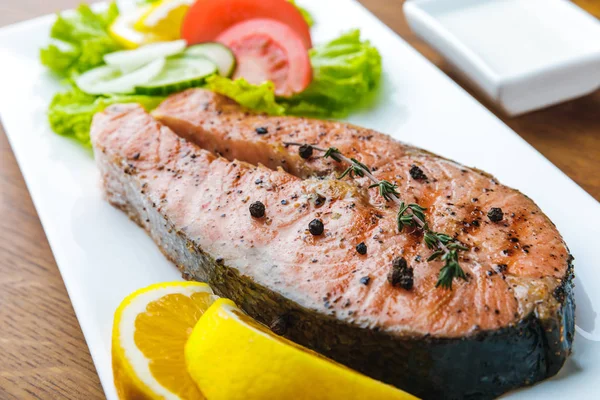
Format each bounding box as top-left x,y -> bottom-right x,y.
0,1 -> 598,398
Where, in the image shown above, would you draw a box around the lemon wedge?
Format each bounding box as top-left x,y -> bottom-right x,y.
109,6 -> 169,49
112,282 -> 217,399
185,298 -> 418,400
134,0 -> 193,40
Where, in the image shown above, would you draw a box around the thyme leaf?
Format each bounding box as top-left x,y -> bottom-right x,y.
369,180 -> 399,201
323,147 -> 343,162
397,202 -> 415,232
436,250 -> 467,289
427,250 -> 444,261
338,158 -> 369,179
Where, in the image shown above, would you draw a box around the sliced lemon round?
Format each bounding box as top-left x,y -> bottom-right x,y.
109,7 -> 169,49
112,281 -> 217,399
134,0 -> 193,41
185,298 -> 418,400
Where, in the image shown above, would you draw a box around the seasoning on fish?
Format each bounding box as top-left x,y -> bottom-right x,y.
388,257 -> 414,290
409,165 -> 427,181
314,195 -> 326,208
249,201 -> 266,218
488,207 -> 504,222
295,143 -> 468,288
91,90 -> 574,400
308,219 -> 324,236
356,242 -> 367,255
298,144 -> 313,159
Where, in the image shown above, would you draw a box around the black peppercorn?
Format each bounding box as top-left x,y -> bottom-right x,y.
255,126 -> 268,134
392,257 -> 407,270
388,257 -> 414,290
488,207 -> 504,222
359,276 -> 370,285
356,242 -> 367,255
298,144 -> 313,159
308,219 -> 324,235
249,201 -> 265,218
494,264 -> 508,273
314,195 -> 326,207
409,165 -> 428,181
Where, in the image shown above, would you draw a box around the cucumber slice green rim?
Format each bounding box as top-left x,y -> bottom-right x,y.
134,56 -> 217,96
104,40 -> 187,73
184,43 -> 236,77
75,58 -> 166,95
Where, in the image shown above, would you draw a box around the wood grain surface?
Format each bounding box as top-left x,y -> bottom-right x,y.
0,1 -> 598,399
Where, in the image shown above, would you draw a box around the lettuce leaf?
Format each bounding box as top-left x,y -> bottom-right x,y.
48,86 -> 163,146
205,30 -> 381,117
40,39 -> 80,73
291,30 -> 381,112
40,2 -> 121,76
205,76 -> 286,116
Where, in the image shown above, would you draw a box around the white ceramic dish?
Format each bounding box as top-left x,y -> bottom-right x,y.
404,0 -> 600,116
0,1 -> 599,398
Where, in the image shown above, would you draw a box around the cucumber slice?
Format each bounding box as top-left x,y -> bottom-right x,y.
135,56 -> 217,96
104,40 -> 187,73
184,43 -> 236,77
75,58 -> 166,95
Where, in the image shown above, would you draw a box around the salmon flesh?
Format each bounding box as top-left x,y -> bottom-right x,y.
91,90 -> 574,399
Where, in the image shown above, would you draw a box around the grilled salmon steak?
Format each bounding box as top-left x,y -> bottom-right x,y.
91,89 -> 574,400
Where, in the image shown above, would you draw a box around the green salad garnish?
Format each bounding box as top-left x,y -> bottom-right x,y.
48,87 -> 163,146
207,30 -> 381,117
40,2 -> 121,76
42,3 -> 162,146
40,2 -> 381,147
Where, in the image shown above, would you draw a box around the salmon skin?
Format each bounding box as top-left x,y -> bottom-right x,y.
92,90 -> 574,400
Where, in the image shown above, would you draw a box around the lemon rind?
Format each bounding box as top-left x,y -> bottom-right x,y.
113,281 -> 215,400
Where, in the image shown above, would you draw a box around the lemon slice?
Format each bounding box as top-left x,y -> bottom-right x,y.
185,298 -> 418,400
134,0 -> 193,40
112,282 -> 217,399
109,7 -> 169,49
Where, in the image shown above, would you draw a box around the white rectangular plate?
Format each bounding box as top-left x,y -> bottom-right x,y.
0,1 -> 599,398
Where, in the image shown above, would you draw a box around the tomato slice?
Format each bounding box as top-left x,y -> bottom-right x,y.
216,18 -> 312,97
181,0 -> 312,49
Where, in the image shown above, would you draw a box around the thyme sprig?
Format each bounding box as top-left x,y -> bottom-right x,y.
284,142 -> 468,289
